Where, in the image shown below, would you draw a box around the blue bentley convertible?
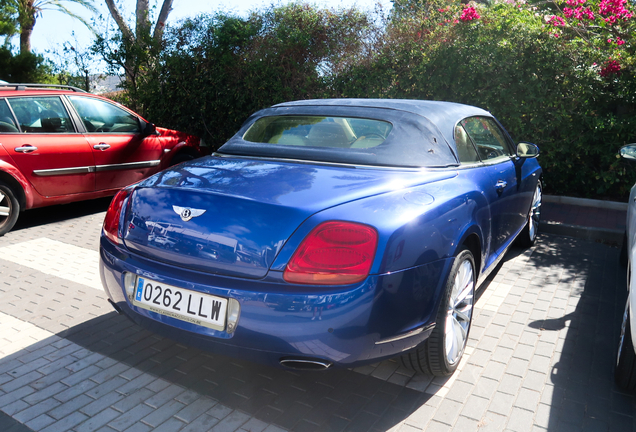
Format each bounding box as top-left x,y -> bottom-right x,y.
99,99 -> 542,376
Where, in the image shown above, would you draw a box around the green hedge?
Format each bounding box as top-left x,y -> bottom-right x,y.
132,1 -> 636,200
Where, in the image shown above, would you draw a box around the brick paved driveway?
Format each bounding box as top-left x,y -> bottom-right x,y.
0,199 -> 634,432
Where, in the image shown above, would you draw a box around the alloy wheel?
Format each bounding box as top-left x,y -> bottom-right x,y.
618,298 -> 629,366
0,189 -> 11,229
445,259 -> 474,365
528,183 -> 542,242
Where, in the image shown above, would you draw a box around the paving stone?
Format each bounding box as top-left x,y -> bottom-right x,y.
25,413 -> 56,430
477,411 -> 508,432
53,379 -> 97,403
180,413 -> 220,432
75,407 -> 121,432
431,399 -> 462,426
2,400 -> 30,416
0,371 -> 43,393
460,395 -> 489,422
86,376 -> 128,400
60,365 -> 101,387
488,392 -> 514,417
514,388 -> 541,412
141,399 -> 186,427
81,390 -> 126,416
481,361 -> 506,382
497,374 -> 523,396
50,394 -> 97,420
143,384 -> 185,410
23,382 -> 67,405
451,415 -> 479,432
13,397 -> 61,423
7,358 -> 50,379
40,411 -> 89,432
29,368 -> 71,391
107,403 -> 155,432
174,396 -> 218,423
238,417 -> 269,432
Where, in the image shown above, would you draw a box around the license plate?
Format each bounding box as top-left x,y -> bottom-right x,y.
133,277 -> 228,331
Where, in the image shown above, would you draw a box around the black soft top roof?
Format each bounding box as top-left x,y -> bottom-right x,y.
219,98 -> 494,168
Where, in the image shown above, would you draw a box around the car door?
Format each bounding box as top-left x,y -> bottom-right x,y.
459,117 -> 525,261
67,95 -> 163,191
4,96 -> 95,197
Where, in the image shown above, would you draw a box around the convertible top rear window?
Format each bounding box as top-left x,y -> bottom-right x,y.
219,106 -> 460,168
243,116 -> 392,150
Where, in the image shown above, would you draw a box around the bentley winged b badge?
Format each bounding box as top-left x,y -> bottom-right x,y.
172,205 -> 206,222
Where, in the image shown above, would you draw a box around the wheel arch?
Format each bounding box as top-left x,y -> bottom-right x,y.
462,232 -> 482,276
0,170 -> 26,212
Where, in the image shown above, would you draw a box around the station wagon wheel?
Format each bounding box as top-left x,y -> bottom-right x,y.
616,295 -> 636,390
519,180 -> 542,247
401,247 -> 475,376
0,182 -> 19,236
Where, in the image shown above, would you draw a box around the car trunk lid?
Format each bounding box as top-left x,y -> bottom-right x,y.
122,156 -> 454,278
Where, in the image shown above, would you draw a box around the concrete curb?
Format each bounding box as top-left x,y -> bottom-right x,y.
540,220 -> 624,245
544,194 -> 628,211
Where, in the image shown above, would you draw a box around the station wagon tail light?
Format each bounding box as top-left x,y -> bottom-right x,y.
103,188 -> 132,244
284,221 -> 378,285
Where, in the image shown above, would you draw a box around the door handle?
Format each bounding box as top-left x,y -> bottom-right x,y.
94,143 -> 111,151
495,180 -> 508,191
15,145 -> 38,153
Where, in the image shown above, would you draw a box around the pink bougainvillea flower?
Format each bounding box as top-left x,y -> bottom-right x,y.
608,37 -> 627,45
598,0 -> 633,23
548,16 -> 566,26
460,6 -> 481,21
599,60 -> 621,77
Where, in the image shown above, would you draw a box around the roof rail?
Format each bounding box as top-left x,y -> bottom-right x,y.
0,83 -> 87,93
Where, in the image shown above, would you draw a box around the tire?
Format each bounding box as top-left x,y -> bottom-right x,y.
615,296 -> 636,391
0,182 -> 19,236
518,180 -> 542,247
169,153 -> 195,167
401,247 -> 476,376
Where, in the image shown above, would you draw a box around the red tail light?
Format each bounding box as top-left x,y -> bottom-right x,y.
284,221 -> 378,285
103,188 -> 132,244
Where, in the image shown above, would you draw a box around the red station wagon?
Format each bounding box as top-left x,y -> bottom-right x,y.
0,83 -> 207,236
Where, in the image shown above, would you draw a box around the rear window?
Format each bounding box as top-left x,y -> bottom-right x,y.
220,106 -> 458,168
243,116 -> 392,149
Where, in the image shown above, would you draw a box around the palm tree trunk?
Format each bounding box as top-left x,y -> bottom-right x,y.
18,0 -> 36,54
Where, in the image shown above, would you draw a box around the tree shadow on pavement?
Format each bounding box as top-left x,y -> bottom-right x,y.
11,197 -> 112,232
526,236 -> 636,431
54,309 -> 433,431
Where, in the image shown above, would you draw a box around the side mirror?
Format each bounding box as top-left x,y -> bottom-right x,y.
517,142 -> 540,158
620,144 -> 636,161
140,121 -> 157,137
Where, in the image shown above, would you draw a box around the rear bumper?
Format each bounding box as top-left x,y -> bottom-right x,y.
99,236 -> 451,369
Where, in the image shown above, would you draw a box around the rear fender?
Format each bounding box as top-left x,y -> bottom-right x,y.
271,181 -> 491,276
156,128 -> 203,169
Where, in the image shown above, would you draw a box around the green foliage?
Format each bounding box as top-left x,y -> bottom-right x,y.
0,47 -> 51,82
126,0 -> 636,200
332,1 -> 636,199
0,0 -> 17,39
133,4 -> 373,147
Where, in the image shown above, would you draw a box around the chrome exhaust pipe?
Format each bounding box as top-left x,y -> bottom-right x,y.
108,299 -> 123,314
279,358 -> 332,371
